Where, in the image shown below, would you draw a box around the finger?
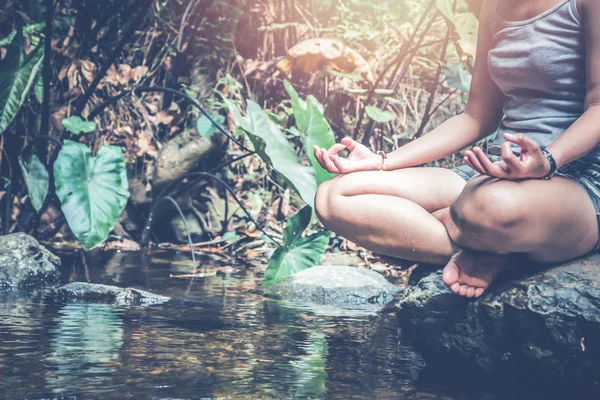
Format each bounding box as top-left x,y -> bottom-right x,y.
472,147 -> 494,175
314,146 -> 326,168
465,150 -> 487,175
321,150 -> 341,174
473,147 -> 508,178
500,142 -> 522,172
504,133 -> 538,153
464,156 -> 476,171
464,152 -> 482,174
331,154 -> 353,173
341,137 -> 358,151
327,143 -> 347,156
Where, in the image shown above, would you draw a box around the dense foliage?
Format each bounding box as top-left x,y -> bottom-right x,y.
0,0 -> 480,282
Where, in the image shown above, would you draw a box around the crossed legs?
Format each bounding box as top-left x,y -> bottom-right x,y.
315,167 -> 599,297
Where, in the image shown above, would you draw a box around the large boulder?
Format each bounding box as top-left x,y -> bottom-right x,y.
153,130 -> 227,189
0,233 -> 60,288
270,265 -> 400,307
55,282 -> 170,306
396,255 -> 600,383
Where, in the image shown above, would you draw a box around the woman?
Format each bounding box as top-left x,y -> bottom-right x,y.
313,0 -> 600,298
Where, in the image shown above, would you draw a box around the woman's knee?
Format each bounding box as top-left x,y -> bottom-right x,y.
314,180 -> 336,228
450,178 -> 523,236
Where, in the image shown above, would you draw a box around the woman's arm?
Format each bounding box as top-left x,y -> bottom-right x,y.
546,0 -> 600,168
315,0 -> 506,174
466,0 -> 600,179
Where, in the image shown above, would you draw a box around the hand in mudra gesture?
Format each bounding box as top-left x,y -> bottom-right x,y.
465,133 -> 552,180
313,137 -> 382,174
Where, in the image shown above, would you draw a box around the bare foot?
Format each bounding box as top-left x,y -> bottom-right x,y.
442,250 -> 511,298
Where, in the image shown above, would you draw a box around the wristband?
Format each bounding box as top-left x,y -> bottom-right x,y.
540,147 -> 557,180
377,151 -> 388,172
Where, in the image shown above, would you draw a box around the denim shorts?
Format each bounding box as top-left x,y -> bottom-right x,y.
452,156 -> 600,252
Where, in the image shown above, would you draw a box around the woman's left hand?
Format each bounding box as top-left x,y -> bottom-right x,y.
465,133 -> 552,180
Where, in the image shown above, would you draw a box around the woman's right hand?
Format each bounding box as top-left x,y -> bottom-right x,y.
313,137 -> 382,174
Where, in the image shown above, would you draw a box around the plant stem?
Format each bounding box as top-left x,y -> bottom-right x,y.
354,0 -> 436,145
414,20 -> 452,139
88,85 -> 253,153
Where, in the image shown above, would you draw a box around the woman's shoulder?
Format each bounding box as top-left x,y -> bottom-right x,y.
476,0 -> 498,27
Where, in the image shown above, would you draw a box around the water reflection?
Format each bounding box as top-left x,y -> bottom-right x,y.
0,292 -> 48,398
45,304 -> 124,395
293,330 -> 329,398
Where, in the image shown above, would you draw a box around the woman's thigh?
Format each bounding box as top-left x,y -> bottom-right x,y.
321,167 -> 467,213
449,175 -> 600,263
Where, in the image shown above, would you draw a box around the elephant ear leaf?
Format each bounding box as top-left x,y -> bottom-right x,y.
223,98 -> 318,208
0,31 -> 44,135
284,80 -> 335,185
19,153 -> 49,212
365,106 -> 395,123
54,140 -> 130,250
264,206 -> 329,287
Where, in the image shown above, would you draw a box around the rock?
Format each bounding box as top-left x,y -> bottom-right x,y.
170,211 -> 206,244
55,282 -> 170,306
270,265 -> 400,306
0,233 -> 60,288
153,130 -> 227,189
396,255 -> 600,382
128,175 -> 153,206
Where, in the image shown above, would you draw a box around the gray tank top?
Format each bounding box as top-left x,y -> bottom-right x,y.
487,0 -> 597,160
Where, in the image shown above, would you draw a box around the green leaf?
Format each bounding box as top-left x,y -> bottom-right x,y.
324,68 -> 361,82
62,116 -> 97,134
365,105 -> 395,123
384,96 -> 405,105
33,73 -> 43,104
0,31 -> 17,48
54,140 -> 130,250
222,231 -> 241,241
442,62 -> 472,93
19,153 -> 48,212
436,0 -> 479,58
22,23 -> 46,36
196,114 -> 225,137
264,206 -> 329,287
223,98 -> 318,207
0,31 -> 44,135
284,80 -> 335,185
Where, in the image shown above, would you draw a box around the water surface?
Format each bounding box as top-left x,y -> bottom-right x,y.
0,251 -> 548,399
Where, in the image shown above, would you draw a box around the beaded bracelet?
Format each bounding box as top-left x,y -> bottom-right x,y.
377,151 -> 388,172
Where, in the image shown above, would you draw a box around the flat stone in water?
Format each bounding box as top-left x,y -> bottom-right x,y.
55,282 -> 170,306
0,233 -> 60,289
270,265 -> 400,307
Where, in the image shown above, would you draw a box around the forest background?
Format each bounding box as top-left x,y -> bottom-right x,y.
0,0 -> 482,284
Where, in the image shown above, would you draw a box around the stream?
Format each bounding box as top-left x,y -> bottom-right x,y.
0,251 -> 547,399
